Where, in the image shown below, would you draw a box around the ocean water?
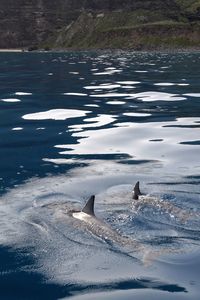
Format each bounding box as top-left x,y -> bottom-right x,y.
0,51 -> 200,300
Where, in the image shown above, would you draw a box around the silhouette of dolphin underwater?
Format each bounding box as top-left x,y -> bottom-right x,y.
132,181 -> 196,221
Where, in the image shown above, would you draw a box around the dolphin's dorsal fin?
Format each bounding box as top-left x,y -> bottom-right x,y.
82,195 -> 95,216
133,181 -> 142,200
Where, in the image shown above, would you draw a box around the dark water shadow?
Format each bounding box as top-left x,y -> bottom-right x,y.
119,159 -> 157,165
180,140 -> 200,145
73,278 -> 187,295
148,181 -> 200,186
0,246 -> 187,300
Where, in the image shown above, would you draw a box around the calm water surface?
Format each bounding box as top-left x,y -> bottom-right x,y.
0,51 -> 200,299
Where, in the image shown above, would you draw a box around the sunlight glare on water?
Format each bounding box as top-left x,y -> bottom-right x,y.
0,51 -> 200,300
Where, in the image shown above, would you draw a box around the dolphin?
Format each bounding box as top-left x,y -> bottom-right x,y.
38,194 -> 144,250
132,181 -> 142,200
70,195 -> 170,263
132,181 -> 196,221
33,193 -> 162,263
70,195 -> 139,247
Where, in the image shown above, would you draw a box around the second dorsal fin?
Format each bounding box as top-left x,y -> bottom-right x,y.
133,181 -> 142,200
82,195 -> 95,216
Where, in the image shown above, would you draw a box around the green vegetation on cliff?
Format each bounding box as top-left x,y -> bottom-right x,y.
0,0 -> 199,50
43,14 -> 199,50
41,0 -> 200,50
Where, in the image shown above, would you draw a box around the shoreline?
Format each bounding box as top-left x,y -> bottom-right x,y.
0,47 -> 200,54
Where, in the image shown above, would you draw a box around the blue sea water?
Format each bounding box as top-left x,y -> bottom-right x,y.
0,51 -> 200,299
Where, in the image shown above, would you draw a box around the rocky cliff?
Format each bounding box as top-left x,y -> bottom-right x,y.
0,0 -> 199,50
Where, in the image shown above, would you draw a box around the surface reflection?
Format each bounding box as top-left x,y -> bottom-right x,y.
0,51 -> 200,300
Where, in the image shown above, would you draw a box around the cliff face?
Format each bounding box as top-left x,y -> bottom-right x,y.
0,0 -> 199,50
0,0 -> 78,48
